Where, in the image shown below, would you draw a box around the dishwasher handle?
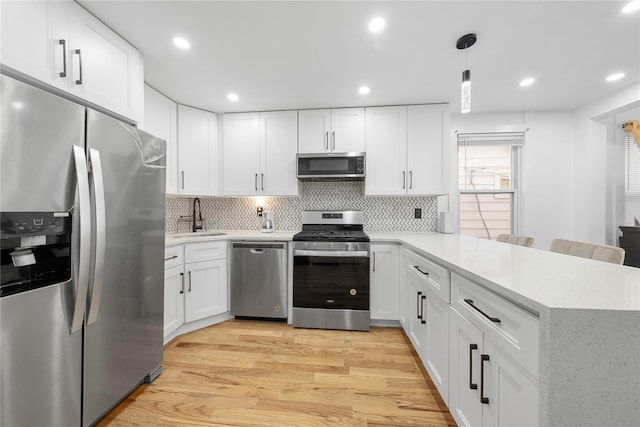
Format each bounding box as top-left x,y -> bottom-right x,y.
231,241 -> 286,250
250,248 -> 266,254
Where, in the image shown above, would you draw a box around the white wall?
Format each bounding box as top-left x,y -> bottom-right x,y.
521,112 -> 574,250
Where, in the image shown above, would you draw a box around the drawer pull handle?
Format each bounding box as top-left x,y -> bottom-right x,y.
469,344 -> 478,390
416,291 -> 422,320
164,255 -> 178,261
480,354 -> 490,404
188,271 -> 192,292
413,265 -> 429,276
420,294 -> 426,324
464,299 -> 501,323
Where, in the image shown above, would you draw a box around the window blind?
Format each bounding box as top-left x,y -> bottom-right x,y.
624,133 -> 640,225
457,132 -> 525,147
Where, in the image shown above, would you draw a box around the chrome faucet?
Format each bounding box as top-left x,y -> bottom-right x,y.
192,197 -> 203,232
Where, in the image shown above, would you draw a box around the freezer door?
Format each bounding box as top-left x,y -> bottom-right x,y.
0,75 -> 85,426
82,109 -> 166,426
0,74 -> 85,211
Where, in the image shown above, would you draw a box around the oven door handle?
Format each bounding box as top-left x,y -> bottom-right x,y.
293,249 -> 370,258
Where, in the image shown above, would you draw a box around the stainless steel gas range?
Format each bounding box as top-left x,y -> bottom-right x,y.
292,211 -> 370,331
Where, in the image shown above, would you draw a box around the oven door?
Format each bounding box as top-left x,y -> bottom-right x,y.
293,249 -> 370,310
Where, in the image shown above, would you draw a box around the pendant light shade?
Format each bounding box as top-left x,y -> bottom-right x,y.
456,34 -> 477,114
461,69 -> 471,114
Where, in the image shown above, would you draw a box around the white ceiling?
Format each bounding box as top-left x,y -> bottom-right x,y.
78,0 -> 640,114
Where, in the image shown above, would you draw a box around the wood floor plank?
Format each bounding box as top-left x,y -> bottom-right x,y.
96,319 -> 456,426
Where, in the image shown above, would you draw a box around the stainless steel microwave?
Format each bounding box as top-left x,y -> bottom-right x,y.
296,152 -> 365,180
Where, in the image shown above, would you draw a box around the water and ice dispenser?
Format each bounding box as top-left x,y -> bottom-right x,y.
0,212 -> 72,298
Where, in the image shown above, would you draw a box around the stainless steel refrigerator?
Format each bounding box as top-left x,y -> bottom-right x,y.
0,74 -> 166,426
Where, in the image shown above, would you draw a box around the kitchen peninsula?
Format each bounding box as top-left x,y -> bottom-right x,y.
165,231 -> 640,427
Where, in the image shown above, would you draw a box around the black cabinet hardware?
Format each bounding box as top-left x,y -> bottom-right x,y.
469,343 -> 478,390
179,272 -> 184,294
420,294 -> 426,324
413,265 -> 429,276
480,354 -> 490,404
464,299 -> 501,323
416,291 -> 422,320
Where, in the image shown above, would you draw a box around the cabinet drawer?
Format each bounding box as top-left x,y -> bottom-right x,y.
185,240 -> 227,263
451,273 -> 539,377
406,251 -> 450,303
164,245 -> 184,269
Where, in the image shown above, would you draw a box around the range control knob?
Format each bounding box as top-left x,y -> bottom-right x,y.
350,288 -> 357,296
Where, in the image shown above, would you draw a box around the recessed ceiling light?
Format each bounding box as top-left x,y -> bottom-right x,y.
227,93 -> 239,102
606,72 -> 625,82
173,37 -> 190,50
520,78 -> 535,87
623,1 -> 640,14
358,86 -> 370,95
368,17 -> 386,33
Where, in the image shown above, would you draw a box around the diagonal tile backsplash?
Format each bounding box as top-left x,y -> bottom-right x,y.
166,181 -> 438,233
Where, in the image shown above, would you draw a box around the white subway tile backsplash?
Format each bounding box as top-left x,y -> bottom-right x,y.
166,181 -> 438,233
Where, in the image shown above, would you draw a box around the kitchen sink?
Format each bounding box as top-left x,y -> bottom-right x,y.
171,232 -> 226,239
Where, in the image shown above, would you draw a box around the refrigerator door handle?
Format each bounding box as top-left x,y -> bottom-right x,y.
71,145 -> 91,333
86,148 -> 106,325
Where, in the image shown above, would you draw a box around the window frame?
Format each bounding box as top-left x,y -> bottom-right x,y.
457,133 -> 523,239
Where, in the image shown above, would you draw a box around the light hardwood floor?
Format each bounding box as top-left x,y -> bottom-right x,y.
97,319 -> 456,426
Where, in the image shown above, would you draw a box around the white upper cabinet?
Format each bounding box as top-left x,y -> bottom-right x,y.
222,113 -> 261,196
365,104 -> 448,196
142,85 -> 178,194
364,106 -> 408,195
259,111 -> 299,195
0,0 -> 144,123
298,108 -> 364,153
407,105 -> 448,195
178,105 -> 219,196
223,111 -> 299,196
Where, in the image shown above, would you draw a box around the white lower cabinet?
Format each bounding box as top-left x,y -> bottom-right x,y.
448,273 -> 539,427
403,250 -> 450,402
163,264 -> 185,337
163,242 -> 229,343
184,259 -> 227,322
370,243 -> 399,321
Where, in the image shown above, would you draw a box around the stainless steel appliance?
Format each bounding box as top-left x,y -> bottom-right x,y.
292,211 -> 370,331
0,74 -> 166,426
230,241 -> 287,319
296,152 -> 365,180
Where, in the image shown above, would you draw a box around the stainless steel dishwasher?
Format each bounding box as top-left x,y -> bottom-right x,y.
230,241 -> 288,319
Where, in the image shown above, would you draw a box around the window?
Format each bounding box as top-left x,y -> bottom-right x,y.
457,133 -> 524,240
624,132 -> 640,225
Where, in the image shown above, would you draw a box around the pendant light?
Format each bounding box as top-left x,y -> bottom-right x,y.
456,33 -> 477,114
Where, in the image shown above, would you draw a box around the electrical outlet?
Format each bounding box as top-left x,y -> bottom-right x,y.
257,206 -> 264,217
414,208 -> 422,219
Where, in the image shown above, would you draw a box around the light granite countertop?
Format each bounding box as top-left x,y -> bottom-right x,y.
166,230 -> 640,314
